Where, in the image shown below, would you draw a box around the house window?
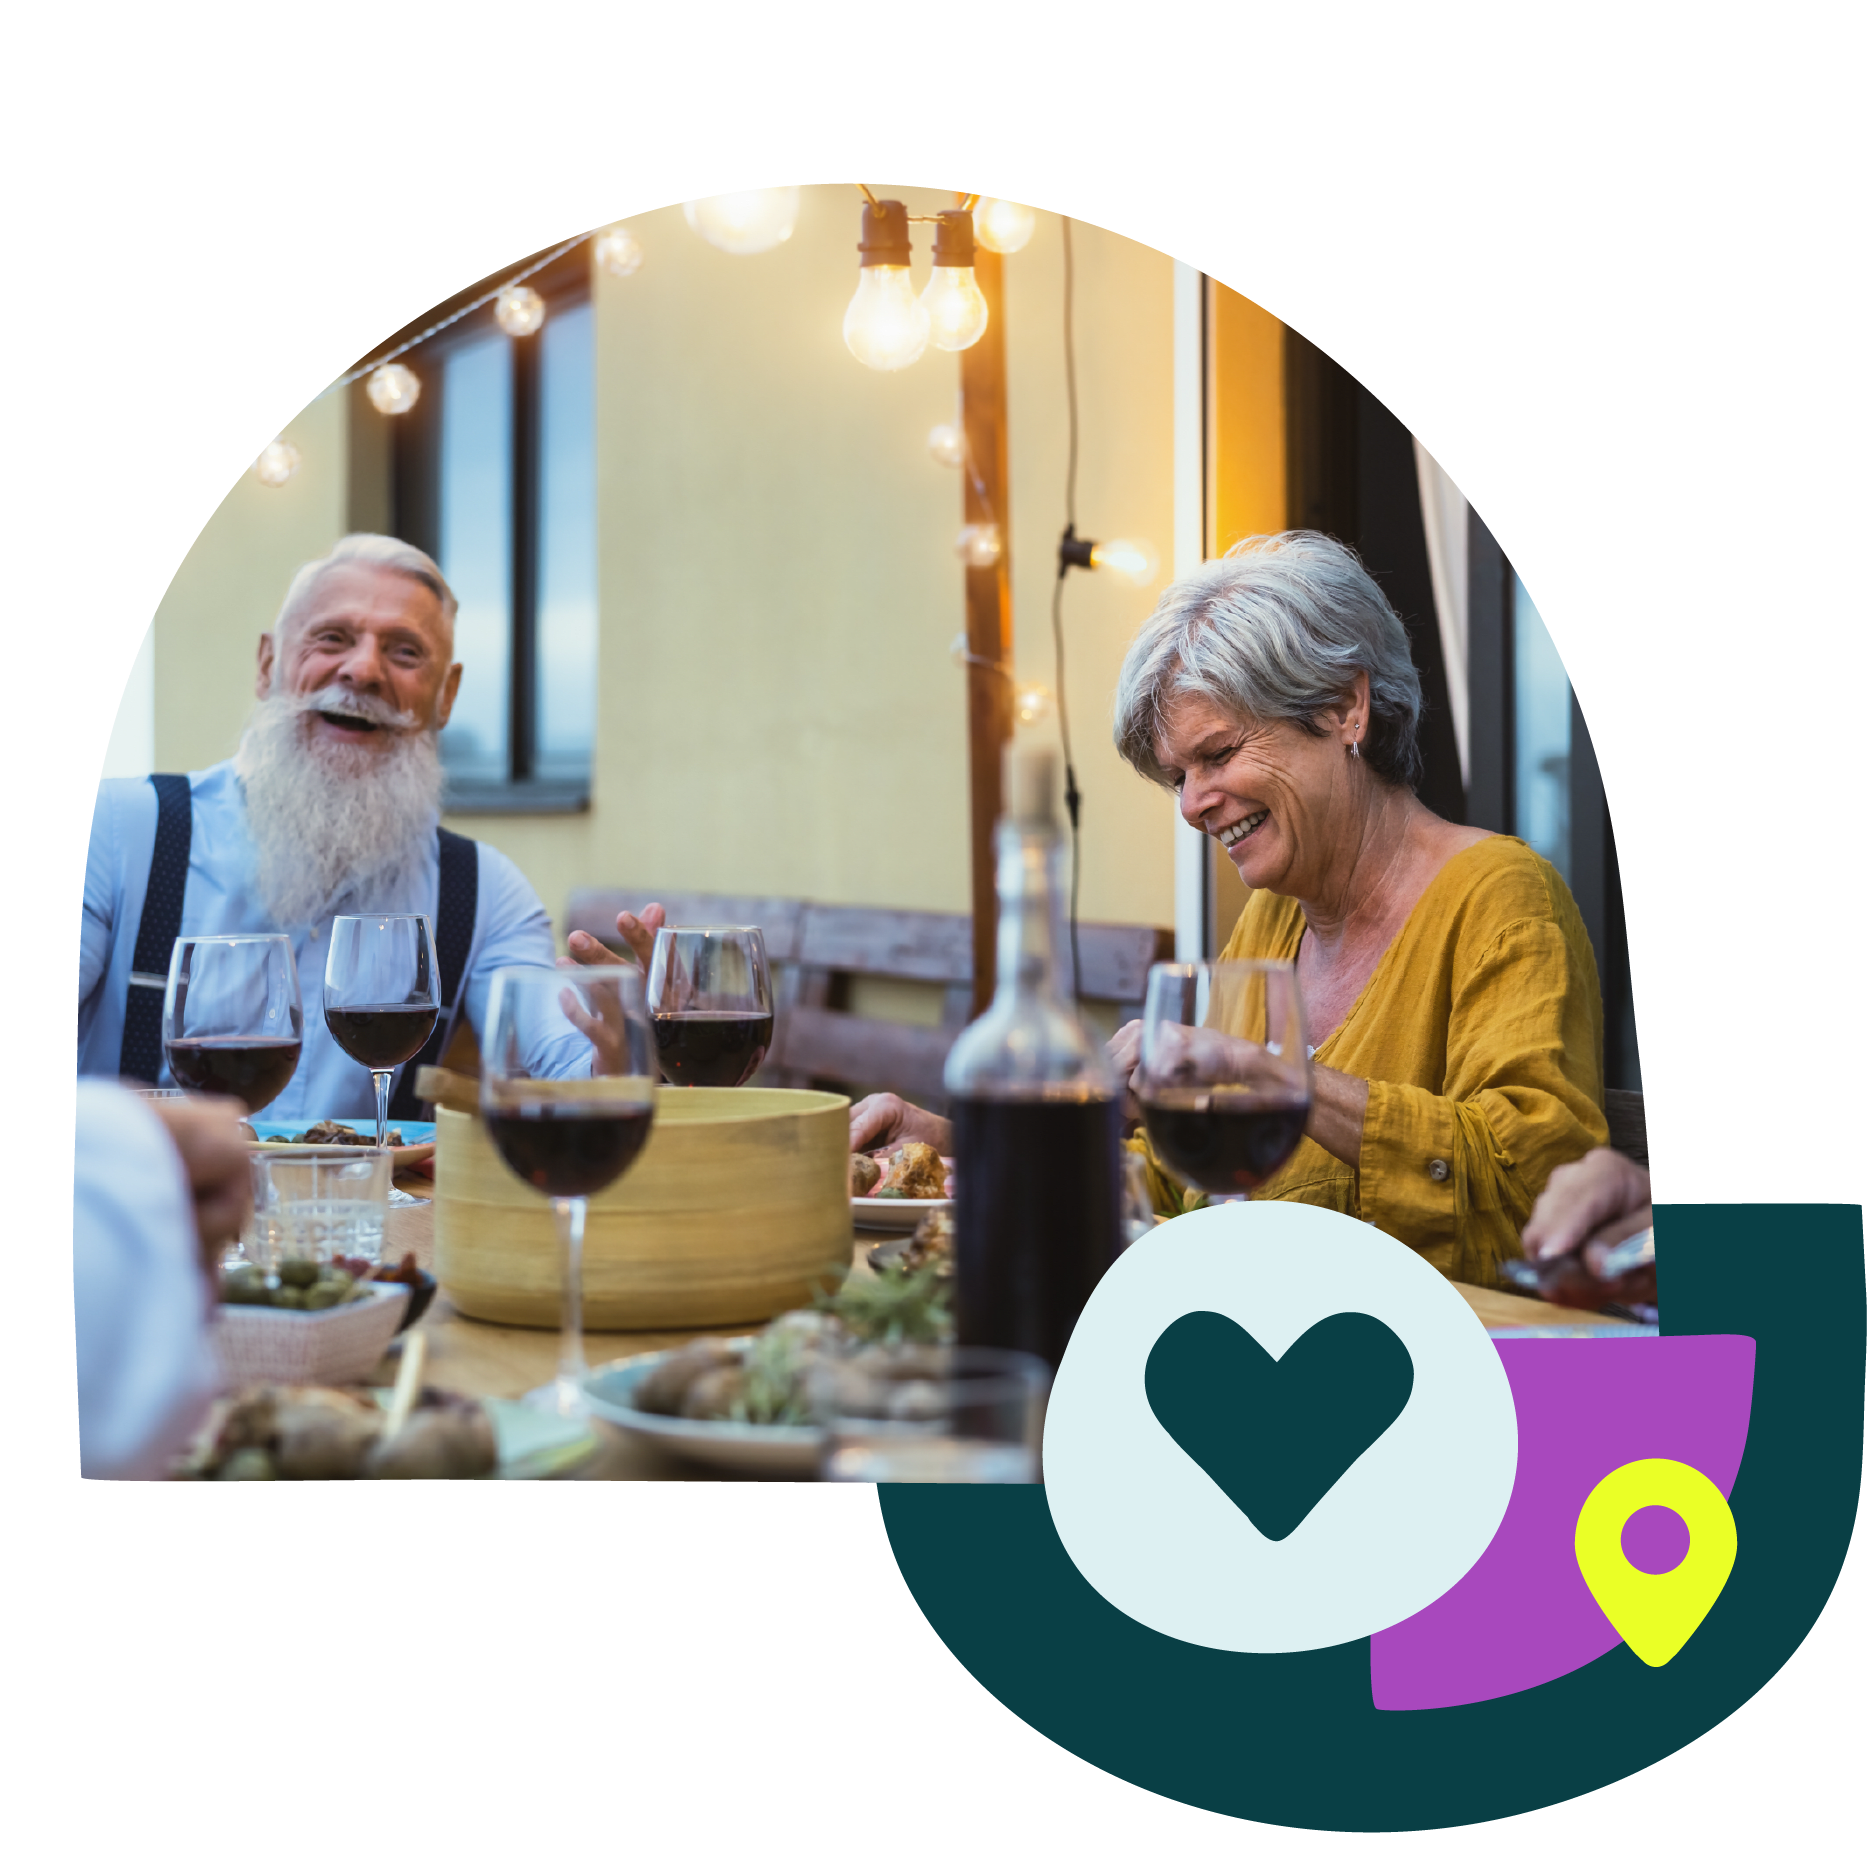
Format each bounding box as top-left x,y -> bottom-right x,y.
1512,574 -> 1573,881
390,250 -> 597,811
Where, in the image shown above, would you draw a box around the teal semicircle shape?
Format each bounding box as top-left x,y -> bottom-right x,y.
878,1205 -> 1864,1830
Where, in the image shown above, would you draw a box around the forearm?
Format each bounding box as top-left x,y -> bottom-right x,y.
1304,1063 -> 1369,1167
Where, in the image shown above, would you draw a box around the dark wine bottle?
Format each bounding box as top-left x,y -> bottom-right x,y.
944,749 -> 1122,1371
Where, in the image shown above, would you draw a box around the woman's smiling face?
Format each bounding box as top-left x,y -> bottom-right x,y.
1151,690 -> 1362,901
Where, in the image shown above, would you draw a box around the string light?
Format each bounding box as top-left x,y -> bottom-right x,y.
595,225 -> 644,277
955,523 -> 1001,567
1058,525 -> 1162,589
494,284 -> 545,337
684,188 -> 800,254
974,199 -> 1036,255
920,208 -> 989,352
366,362 -> 421,415
927,419 -> 966,468
254,439 -> 300,487
843,198 -> 929,371
1015,683 -> 1054,726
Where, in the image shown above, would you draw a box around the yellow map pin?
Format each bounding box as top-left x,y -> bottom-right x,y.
1574,1458 -> 1737,1667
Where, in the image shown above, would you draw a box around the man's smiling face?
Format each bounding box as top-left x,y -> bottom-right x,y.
256,562 -> 462,752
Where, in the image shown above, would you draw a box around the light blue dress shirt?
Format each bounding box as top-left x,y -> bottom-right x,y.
78,761 -> 589,1120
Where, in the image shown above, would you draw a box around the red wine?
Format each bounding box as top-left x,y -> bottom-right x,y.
1140,1092 -> 1311,1195
324,1002 -> 439,1069
951,1094 -> 1123,1369
652,1012 -> 773,1088
165,1035 -> 302,1112
485,1104 -> 654,1197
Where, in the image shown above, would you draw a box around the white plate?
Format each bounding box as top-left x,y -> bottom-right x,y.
581,1344 -> 821,1480
851,1194 -> 951,1230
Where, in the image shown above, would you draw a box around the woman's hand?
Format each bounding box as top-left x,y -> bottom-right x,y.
1522,1147 -> 1652,1263
849,1093 -> 953,1155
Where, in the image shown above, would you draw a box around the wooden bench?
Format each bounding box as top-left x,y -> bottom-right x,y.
564,889 -> 1173,1113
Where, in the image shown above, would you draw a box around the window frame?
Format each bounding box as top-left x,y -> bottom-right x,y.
385,241 -> 597,815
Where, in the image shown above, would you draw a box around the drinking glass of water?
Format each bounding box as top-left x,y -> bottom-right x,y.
248,1146 -> 393,1272
816,1346 -> 1050,1482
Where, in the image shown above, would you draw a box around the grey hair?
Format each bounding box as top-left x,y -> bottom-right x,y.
1111,531 -> 1425,790
272,534 -> 458,648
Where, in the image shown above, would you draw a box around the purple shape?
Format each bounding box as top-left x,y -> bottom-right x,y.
1370,1336 -> 1754,1711
1622,1504 -> 1690,1574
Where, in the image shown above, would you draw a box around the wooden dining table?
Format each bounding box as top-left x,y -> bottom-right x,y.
370,1167 -> 1621,1479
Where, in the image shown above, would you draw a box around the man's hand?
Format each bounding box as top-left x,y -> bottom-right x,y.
849,1094 -> 953,1155
565,903 -> 666,974
149,1096 -> 250,1274
1522,1147 -> 1652,1263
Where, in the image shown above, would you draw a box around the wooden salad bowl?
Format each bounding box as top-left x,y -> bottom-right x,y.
429,1085 -> 852,1331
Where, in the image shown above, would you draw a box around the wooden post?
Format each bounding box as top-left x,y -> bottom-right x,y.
960,244 -> 1012,1017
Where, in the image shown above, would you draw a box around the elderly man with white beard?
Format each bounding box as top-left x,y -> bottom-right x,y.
77,534 -> 665,1119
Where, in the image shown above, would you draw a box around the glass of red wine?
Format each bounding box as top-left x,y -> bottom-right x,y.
645,926 -> 774,1088
481,962 -> 658,1418
162,934 -> 304,1116
1135,960 -> 1312,1199
323,914 -> 441,1150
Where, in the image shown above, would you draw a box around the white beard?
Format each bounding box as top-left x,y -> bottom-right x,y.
234,688 -> 444,928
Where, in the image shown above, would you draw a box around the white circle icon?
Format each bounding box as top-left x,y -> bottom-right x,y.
1043,1202 -> 1518,1653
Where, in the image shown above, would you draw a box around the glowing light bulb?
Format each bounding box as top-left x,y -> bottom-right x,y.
595,225 -> 644,277
974,198 -> 1036,255
845,267 -> 928,370
844,199 -> 927,371
1015,682 -> 1054,726
254,439 -> 300,487
920,208 -> 987,351
683,188 -> 800,255
495,284 -> 545,337
927,420 -> 966,468
1091,537 -> 1162,587
365,362 -> 421,415
956,523 -> 1001,568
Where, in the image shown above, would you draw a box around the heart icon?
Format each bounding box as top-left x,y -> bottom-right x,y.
1144,1310 -> 1415,1541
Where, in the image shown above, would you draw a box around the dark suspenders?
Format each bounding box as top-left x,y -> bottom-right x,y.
389,828 -> 478,1120
114,775 -> 478,1118
118,774 -> 192,1084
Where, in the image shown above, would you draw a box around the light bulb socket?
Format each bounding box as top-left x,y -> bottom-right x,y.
857,199 -> 913,268
1058,525 -> 1096,575
931,208 -> 976,268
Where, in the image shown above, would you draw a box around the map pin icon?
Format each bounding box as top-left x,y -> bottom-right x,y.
1574,1457 -> 1738,1667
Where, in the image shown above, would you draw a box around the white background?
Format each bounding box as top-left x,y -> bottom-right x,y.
5,2 -> 1868,1868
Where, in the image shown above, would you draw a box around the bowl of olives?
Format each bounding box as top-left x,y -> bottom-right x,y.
213,1260 -> 409,1389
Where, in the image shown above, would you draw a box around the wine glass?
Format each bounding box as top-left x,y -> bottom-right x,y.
481,962 -> 658,1418
645,926 -> 774,1088
323,914 -> 441,1149
1135,960 -> 1312,1197
162,934 -> 304,1115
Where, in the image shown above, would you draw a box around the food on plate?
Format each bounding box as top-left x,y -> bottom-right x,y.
876,1140 -> 947,1199
635,1253 -> 956,1426
850,1153 -> 884,1197
258,1121 -> 407,1147
219,1259 -> 369,1312
187,1382 -> 495,1480
868,1206 -> 954,1283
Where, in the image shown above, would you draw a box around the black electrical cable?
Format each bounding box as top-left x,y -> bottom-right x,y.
1055,217 -> 1086,1005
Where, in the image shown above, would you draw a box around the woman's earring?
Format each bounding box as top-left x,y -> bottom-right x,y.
1349,725 -> 1362,760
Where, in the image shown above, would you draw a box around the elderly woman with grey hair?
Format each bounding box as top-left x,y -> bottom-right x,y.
853,531 -> 1608,1286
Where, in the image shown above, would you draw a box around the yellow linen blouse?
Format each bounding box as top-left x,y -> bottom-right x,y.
1132,835 -> 1608,1287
